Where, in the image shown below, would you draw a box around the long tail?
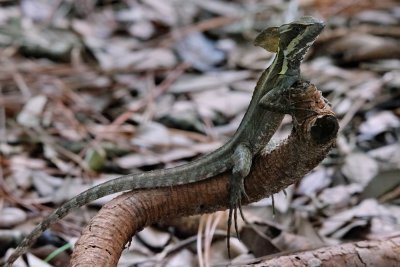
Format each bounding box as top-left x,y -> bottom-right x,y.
4,175 -> 139,266
4,152 -> 230,266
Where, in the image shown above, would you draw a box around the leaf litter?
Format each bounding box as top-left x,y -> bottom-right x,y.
0,0 -> 400,266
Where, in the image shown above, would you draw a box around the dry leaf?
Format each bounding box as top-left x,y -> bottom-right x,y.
165,249 -> 194,267
368,144 -> 400,169
326,33 -> 400,62
341,153 -> 379,186
240,224 -> 280,257
318,184 -> 362,213
359,170 -> 400,201
359,111 -> 400,138
319,199 -> 391,238
169,71 -> 252,93
193,87 -> 251,118
137,227 -> 171,249
176,32 -> 225,71
17,95 -> 47,127
0,208 -> 27,228
31,171 -> 64,197
116,142 -> 221,169
297,169 -> 331,196
131,121 -> 194,149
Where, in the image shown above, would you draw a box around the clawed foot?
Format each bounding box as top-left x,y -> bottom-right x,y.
227,176 -> 249,258
287,101 -> 319,126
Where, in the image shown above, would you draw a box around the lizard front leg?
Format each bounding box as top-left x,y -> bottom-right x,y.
258,85 -> 293,113
259,83 -> 322,129
227,143 -> 252,257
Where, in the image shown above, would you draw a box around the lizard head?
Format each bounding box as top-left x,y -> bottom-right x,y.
254,16 -> 325,75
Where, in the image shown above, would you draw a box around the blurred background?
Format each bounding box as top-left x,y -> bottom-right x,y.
0,0 -> 399,266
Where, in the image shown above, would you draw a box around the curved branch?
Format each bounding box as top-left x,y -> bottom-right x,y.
70,83 -> 338,266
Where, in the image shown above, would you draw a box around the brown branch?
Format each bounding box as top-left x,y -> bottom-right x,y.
255,237 -> 400,267
70,83 -> 338,266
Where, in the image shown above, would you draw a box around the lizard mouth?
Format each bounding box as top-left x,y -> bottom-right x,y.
308,22 -> 325,39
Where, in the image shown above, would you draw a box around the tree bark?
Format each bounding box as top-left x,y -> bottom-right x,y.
256,237 -> 400,267
70,83 -> 338,266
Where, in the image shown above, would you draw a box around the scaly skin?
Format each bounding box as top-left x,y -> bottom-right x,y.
3,16 -> 324,266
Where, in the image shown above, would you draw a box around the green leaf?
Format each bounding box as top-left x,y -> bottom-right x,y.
359,169 -> 400,200
85,147 -> 106,172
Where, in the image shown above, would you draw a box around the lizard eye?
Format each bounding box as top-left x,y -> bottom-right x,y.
291,26 -> 301,35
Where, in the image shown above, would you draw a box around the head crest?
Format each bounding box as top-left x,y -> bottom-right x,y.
253,26 -> 280,53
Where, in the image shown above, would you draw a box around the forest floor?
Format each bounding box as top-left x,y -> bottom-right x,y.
0,0 -> 399,266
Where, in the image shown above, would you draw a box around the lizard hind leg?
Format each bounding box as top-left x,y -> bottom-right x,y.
227,144 -> 252,257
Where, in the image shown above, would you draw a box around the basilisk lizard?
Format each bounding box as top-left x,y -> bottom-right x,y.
3,16 -> 324,266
